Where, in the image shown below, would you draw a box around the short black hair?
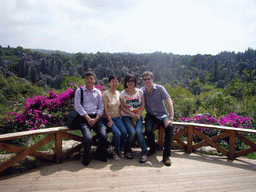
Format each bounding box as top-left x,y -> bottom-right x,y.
124,74 -> 137,89
84,71 -> 96,78
108,75 -> 120,82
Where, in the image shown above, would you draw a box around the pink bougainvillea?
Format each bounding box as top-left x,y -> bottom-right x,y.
7,83 -> 106,131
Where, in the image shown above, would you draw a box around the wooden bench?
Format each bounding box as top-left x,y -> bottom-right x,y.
1,122 -> 256,173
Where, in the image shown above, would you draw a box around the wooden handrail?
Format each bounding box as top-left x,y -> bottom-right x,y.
0,122 -> 256,173
172,122 -> 256,134
0,127 -> 69,141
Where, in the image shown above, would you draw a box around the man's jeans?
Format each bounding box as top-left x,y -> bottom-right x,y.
122,116 -> 148,156
145,113 -> 173,157
80,116 -> 107,157
102,116 -> 127,151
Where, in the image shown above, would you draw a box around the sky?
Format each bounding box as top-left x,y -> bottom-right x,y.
0,0 -> 256,55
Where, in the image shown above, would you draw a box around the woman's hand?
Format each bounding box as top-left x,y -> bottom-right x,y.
107,120 -> 114,128
134,114 -> 140,120
131,113 -> 137,119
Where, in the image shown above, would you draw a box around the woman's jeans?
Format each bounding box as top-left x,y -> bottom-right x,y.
122,116 -> 148,156
102,116 -> 127,151
145,113 -> 173,157
80,116 -> 107,157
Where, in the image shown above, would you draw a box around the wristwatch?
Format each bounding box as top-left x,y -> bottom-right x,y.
169,117 -> 174,120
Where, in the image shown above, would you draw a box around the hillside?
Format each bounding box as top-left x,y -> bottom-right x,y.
1,45 -> 256,91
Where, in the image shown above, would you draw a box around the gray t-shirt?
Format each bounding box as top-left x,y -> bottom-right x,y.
141,84 -> 171,120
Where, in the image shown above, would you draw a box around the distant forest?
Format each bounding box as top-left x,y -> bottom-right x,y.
1,45 -> 256,119
1,45 -> 256,90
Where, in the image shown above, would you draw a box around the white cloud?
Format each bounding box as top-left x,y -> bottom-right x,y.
0,0 -> 255,55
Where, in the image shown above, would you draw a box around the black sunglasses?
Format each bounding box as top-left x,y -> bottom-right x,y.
142,78 -> 151,81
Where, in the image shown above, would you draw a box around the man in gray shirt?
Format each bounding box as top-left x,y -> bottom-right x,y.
141,71 -> 174,166
75,72 -> 107,166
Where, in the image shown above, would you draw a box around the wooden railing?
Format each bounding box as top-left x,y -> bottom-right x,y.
1,122 -> 256,172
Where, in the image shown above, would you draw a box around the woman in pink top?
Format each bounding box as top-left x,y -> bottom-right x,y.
120,74 -> 148,163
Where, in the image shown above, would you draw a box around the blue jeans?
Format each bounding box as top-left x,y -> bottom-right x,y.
102,116 -> 127,151
145,113 -> 173,157
80,116 -> 107,157
122,116 -> 148,156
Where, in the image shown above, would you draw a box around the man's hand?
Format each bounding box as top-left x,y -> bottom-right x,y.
164,120 -> 172,128
89,118 -> 98,127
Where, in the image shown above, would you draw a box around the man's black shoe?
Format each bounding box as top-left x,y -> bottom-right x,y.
147,149 -> 156,156
163,156 -> 172,166
93,152 -> 108,162
82,153 -> 91,166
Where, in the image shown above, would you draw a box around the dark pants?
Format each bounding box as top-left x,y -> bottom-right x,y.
144,113 -> 173,157
80,115 -> 107,158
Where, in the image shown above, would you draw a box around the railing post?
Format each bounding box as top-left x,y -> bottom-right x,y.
229,130 -> 236,160
55,132 -> 62,163
187,126 -> 193,153
158,126 -> 165,150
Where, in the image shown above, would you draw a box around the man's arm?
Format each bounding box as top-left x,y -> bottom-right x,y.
89,92 -> 104,127
164,98 -> 174,128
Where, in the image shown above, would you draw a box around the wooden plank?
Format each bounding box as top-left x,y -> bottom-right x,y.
0,134 -> 55,172
2,149 -> 256,192
236,132 -> 256,150
158,126 -> 165,150
172,137 -> 187,149
0,142 -> 54,160
0,127 -> 69,141
235,147 -> 256,158
229,131 -> 236,160
193,131 -> 230,150
55,132 -> 62,163
187,126 -> 193,153
193,128 -> 229,157
172,127 -> 188,150
0,142 -> 25,154
61,132 -> 84,142
173,127 -> 188,139
172,122 -> 256,134
63,142 -> 84,158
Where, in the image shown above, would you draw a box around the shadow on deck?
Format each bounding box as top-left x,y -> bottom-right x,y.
1,148 -> 256,192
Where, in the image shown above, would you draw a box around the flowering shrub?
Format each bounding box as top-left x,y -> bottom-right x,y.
177,113 -> 253,132
177,114 -> 221,137
6,83 -> 106,131
176,113 -> 254,150
219,112 -> 253,129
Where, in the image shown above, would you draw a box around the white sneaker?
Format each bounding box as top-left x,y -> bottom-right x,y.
113,152 -> 120,160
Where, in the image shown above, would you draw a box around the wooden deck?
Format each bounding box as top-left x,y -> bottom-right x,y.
0,149 -> 256,192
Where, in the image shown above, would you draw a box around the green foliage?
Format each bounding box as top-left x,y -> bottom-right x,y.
0,76 -> 45,120
72,52 -> 85,65
190,77 -> 201,88
200,92 -> 236,117
201,83 -> 216,93
117,82 -> 124,92
165,85 -> 192,105
164,85 -> 195,117
223,77 -> 241,95
60,76 -> 84,90
177,96 -> 196,117
4,77 -> 44,101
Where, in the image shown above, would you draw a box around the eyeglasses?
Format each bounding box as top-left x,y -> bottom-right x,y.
127,80 -> 135,83
142,78 -> 151,81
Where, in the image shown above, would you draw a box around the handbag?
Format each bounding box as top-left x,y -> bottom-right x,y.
66,88 -> 83,130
